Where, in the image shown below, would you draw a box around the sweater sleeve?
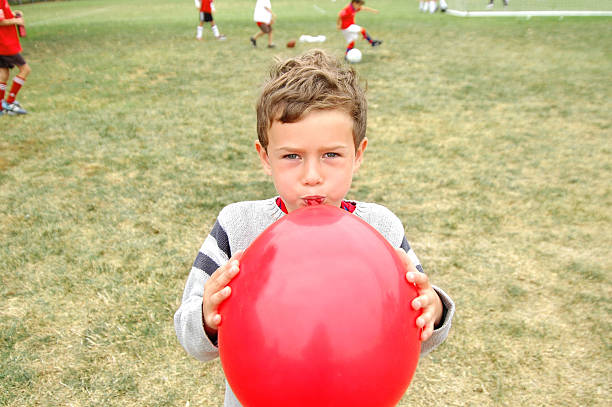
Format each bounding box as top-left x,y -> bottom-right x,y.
353,202 -> 455,356
401,233 -> 455,356
420,285 -> 455,355
174,219 -> 232,362
173,199 -> 282,363
402,237 -> 455,356
174,267 -> 220,361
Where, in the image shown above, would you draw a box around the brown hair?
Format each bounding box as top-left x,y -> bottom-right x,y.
256,49 -> 367,151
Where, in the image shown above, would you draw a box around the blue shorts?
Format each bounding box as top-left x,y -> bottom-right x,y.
0,53 -> 26,69
199,12 -> 213,22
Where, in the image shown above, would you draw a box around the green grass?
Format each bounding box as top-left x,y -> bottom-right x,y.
1,0 -> 611,406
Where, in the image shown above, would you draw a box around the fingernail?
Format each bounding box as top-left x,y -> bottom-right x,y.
406,272 -> 415,282
413,299 -> 421,309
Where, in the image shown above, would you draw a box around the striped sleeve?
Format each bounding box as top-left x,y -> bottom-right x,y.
400,236 -> 424,274
193,220 -> 231,276
174,218 -> 232,362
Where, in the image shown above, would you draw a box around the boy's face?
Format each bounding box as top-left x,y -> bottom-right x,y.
256,110 -> 367,213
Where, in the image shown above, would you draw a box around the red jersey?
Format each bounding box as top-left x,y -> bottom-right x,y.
200,0 -> 213,13
338,3 -> 358,30
0,0 -> 21,55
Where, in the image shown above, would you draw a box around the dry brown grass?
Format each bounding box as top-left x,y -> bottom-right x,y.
1,0 -> 610,406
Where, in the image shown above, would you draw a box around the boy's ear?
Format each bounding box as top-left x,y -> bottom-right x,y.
255,141 -> 273,175
353,137 -> 368,172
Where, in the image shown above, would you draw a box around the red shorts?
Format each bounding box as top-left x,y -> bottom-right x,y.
256,22 -> 272,33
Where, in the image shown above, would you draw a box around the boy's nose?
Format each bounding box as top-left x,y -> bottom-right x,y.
302,160 -> 323,185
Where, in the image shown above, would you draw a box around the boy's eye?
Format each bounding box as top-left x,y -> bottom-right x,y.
283,153 -> 300,160
324,152 -> 339,158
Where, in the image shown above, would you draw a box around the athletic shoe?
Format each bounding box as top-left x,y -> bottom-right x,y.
2,99 -> 27,115
486,3 -> 494,9
250,37 -> 257,47
217,34 -> 227,41
267,44 -> 276,48
371,40 -> 382,47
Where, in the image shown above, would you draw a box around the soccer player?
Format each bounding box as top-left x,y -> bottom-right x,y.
196,0 -> 226,41
420,0 -> 448,13
0,0 -> 29,115
337,1 -> 382,57
250,0 -> 276,48
487,0 -> 509,9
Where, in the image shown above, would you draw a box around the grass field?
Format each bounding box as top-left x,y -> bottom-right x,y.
1,0 -> 611,406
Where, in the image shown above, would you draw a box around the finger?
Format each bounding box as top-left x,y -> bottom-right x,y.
406,270 -> 430,288
394,248 -> 415,269
416,307 -> 434,327
209,253 -> 243,290
211,286 -> 232,306
396,249 -> 421,282
218,261 -> 240,285
411,294 -> 431,311
206,313 -> 222,330
204,286 -> 232,324
420,322 -> 434,341
205,264 -> 233,295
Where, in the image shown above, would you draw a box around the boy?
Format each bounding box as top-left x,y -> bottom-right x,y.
487,0 -> 509,9
250,0 -> 276,48
337,0 -> 382,57
0,0 -> 29,115
420,0 -> 448,13
196,0 -> 226,41
174,49 -> 455,407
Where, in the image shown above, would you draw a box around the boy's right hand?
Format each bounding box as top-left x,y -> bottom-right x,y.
202,251 -> 243,337
13,10 -> 24,25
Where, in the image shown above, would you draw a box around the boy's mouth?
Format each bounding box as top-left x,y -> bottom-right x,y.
303,196 -> 325,206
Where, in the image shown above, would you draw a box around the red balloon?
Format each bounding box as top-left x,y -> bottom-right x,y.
218,205 -> 421,407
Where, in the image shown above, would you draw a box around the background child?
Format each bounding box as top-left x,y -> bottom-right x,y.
487,0 -> 509,9
196,0 -> 226,41
250,0 -> 276,48
420,0 -> 448,13
337,0 -> 382,57
174,49 -> 454,407
0,0 -> 30,115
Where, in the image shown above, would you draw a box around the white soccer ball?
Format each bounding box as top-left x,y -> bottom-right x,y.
346,48 -> 362,64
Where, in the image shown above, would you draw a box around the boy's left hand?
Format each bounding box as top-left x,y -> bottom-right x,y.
395,248 -> 443,342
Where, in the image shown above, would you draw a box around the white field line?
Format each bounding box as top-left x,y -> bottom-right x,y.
445,9 -> 612,17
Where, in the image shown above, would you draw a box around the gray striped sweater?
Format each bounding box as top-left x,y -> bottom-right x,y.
174,198 -> 455,407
